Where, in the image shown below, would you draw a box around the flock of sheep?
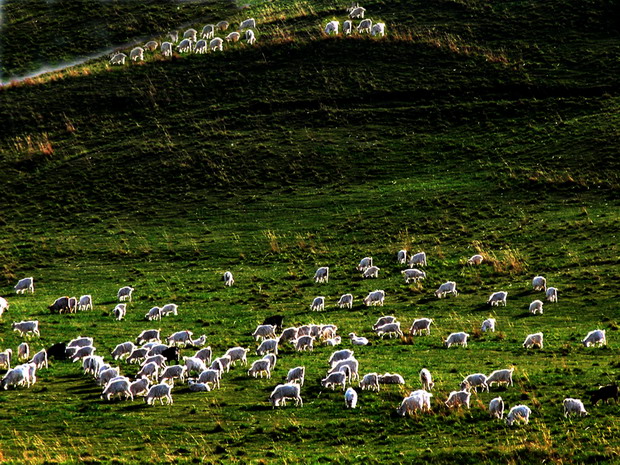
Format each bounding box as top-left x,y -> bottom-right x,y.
109,17 -> 258,65
0,245 -> 614,427
324,3 -> 386,37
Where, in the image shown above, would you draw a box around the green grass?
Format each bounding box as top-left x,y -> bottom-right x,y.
0,0 -> 619,463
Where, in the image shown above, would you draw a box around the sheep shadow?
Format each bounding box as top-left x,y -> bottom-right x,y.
514,312 -> 535,319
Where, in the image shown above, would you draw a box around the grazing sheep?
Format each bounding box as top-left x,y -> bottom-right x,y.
145,307 -> 161,321
445,390 -> 471,409
373,316 -> 397,330
409,318 -> 433,336
487,291 -> 507,306
224,347 -> 249,366
256,338 -> 279,356
17,343 -> 29,361
194,347 -> 213,364
262,353 -> 277,370
144,40 -> 158,52
14,277 -> 35,294
311,296 -> 325,312
111,342 -> 135,360
169,31 -> 179,43
0,349 -> 13,370
248,359 -> 271,378
136,329 -> 160,345
532,276 -> 547,291
98,367 -> 120,387
481,318 -> 496,332
435,281 -> 458,298
324,336 -> 342,346
0,296 -> 8,316
523,332 -> 544,349
239,18 -> 256,30
183,28 -> 198,41
371,23 -> 385,37
529,300 -> 544,315
349,333 -> 369,346
467,254 -> 484,265
363,290 -> 385,307
329,349 -> 354,366
126,348 -> 148,364
193,39 -> 208,54
145,383 -> 173,405
489,397 -> 505,419
82,355 -> 105,376
197,369 -> 221,389
402,268 -> 426,283
269,383 -> 303,408
252,324 -> 277,341
378,373 -> 405,385
167,330 -> 193,347
460,373 -> 489,392
48,297 -> 71,314
177,39 -> 193,53
0,366 -> 27,390
487,368 -> 514,387
419,368 -> 434,391
397,249 -> 407,264
223,271 -> 234,286
337,294 -> 353,309
183,356 -> 207,375
343,20 -> 353,35
357,19 -> 372,34
349,6 -> 366,18
444,332 -> 469,348
396,393 -> 431,416
363,266 -> 380,278
117,286 -> 134,302
188,380 -> 211,392
217,20 -> 230,31
546,287 -> 558,302
320,324 -> 338,340
101,378 -> 133,401
143,354 -> 167,368
160,304 -> 178,317
357,257 -> 373,271
225,32 -> 241,43
280,327 -> 299,344
161,42 -> 173,57
209,37 -> 224,52
324,20 -> 339,35
314,266 -> 329,283
245,29 -> 256,45
563,398 -> 588,417
12,321 -> 40,338
359,373 -> 380,391
68,336 -> 93,349
294,336 -> 315,351
190,335 -> 207,348
160,365 -> 187,385
506,405 -> 531,426
286,366 -> 305,386
409,252 -> 427,267
113,304 -> 126,321
322,369 -> 349,390
130,378 -> 151,397
130,47 -> 144,62
375,322 -> 403,339
330,360 -> 359,381
27,349 -> 47,370
345,387 -> 358,408
77,295 -> 92,311
201,24 -> 215,39
582,330 -> 606,347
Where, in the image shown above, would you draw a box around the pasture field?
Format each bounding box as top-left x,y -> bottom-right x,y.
0,0 -> 619,463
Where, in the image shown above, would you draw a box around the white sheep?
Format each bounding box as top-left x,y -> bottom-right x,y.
396,393 -> 430,416
160,365 -> 187,385
210,38 -> 224,52
245,29 -> 256,45
1,366 -> 27,390
191,335 -> 207,348
0,297 -> 8,316
113,304 -> 126,321
357,19 -> 372,34
78,295 -> 92,311
419,368 -> 434,391
256,338 -> 279,356
444,332 -> 468,348
279,327 -> 299,344
145,383 -> 173,405
211,356 -> 231,373
582,329 -> 606,347
130,378 -> 151,397
330,360 -> 360,381
373,316 -> 397,330
402,268 -> 426,284
324,21 -> 339,35
14,277 -> 34,294
343,20 -> 353,35
144,40 -> 158,52
269,383 -> 302,408
371,23 -> 385,37
223,271 -> 234,286
311,296 -> 325,312
68,336 -> 93,348
337,294 -> 353,309
143,353 -> 167,367
252,324 -> 277,341
136,329 -> 160,345
160,304 -> 178,317
17,342 -> 29,361
111,342 -> 135,360
349,6 -> 366,18
349,333 -> 369,346
362,266 -> 380,278
357,257 -> 373,271
467,254 -> 484,265
359,372 -> 380,391
239,18 -> 256,30
445,390 -> 471,409
378,373 -> 405,385
224,347 -> 249,366
409,252 -> 427,267
487,291 -> 507,306
481,318 -> 496,332
529,300 -> 544,315
286,366 -> 306,386
201,24 -> 215,39
323,336 -> 342,346
344,387 -> 358,408
435,281 -> 458,298
563,398 -> 588,417
523,332 -> 544,349
506,405 -> 531,426
225,32 -> 241,43
98,367 -> 120,387
489,397 -> 504,419
546,287 -> 558,302
183,28 -> 198,42
487,368 -> 514,387
177,39 -> 193,53
12,321 -> 40,338
460,373 -> 489,392
167,330 -> 193,347
314,266 -> 329,283
262,353 -> 277,370
126,348 -> 148,364
248,359 -> 271,378
183,356 -> 207,375
188,380 -> 211,392
363,290 -> 385,307
197,369 -> 221,389
109,52 -> 127,65
322,370 -> 349,390
217,21 -> 230,31
137,362 -> 160,382
161,42 -> 173,57
532,276 -> 547,291
397,249 -> 407,264
145,307 -> 161,321
294,335 -> 315,351
409,318 -> 433,336
194,347 -> 213,364
0,349 -> 13,370
329,349 -> 354,366
102,378 -> 133,401
117,286 -> 134,302
375,322 -> 403,339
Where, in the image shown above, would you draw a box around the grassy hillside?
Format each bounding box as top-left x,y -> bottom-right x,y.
0,0 -> 619,463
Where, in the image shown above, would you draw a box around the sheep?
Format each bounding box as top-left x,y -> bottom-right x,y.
137,362 -> 160,382
188,380 -> 211,392
211,356 -> 232,373
343,20 -> 353,35
161,42 -> 173,57
239,18 -> 256,30
248,359 -> 271,378
444,332 -> 469,348
396,394 -> 428,416
194,347 -> 213,364
324,336 -> 342,346
375,322 -> 403,339
113,304 -> 126,321
160,304 -> 178,317
197,369 -> 221,389
225,347 -> 249,366
294,335 -> 315,351
402,268 -> 426,284
409,390 -> 433,412
345,2 -> 359,13
169,31 -> 179,43
582,329 -> 606,347
130,378 -> 151,397
217,20 -> 229,31
481,318 -> 496,332
145,307 -> 162,321
223,271 -> 234,286
0,296 -> 8,316
209,37 -> 223,52
68,336 -> 93,349
183,28 -> 198,42
143,354 -> 167,368
357,18 -> 372,34
78,295 -> 92,311
252,324 -> 277,341
363,290 -> 385,307
345,387 -> 358,408
117,286 -> 134,302
12,321 -> 40,338
330,360 -> 360,381
320,325 -> 338,340
177,39 -> 193,53
190,335 -> 207,348
135,330 -> 159,347
460,373 -> 489,392
313,266 -> 329,284
329,349 -> 354,366
183,356 -> 207,375
563,398 -> 588,417
257,338 -> 279,356
487,291 -> 507,306
126,348 -> 148,364
420,368 -> 434,391
445,390 -> 471,409
359,372 -> 380,391
167,330 -> 193,347
144,40 -> 158,52
532,276 -> 547,291
225,32 -> 241,43
410,318 -> 433,336
19,363 -> 37,387
311,296 -> 325,312
349,333 -> 369,346
201,24 -> 215,39
262,353 -> 277,370
269,383 -> 302,408
489,397 -> 504,419
286,366 -> 305,386
506,405 -> 531,426
111,342 -> 135,360
397,249 -> 407,264
523,332 -> 544,349
363,266 -> 380,279
357,257 -> 373,271
371,23 -> 385,37
409,252 -> 427,267
0,366 -> 27,390
529,300 -> 544,315
245,29 -> 256,45
324,21 -> 339,35
373,316 -> 397,330
349,6 -> 366,18
335,293 -> 353,309
378,373 -> 405,385
145,383 -> 173,405
467,254 -> 484,265
280,327 -> 299,344
100,377 -> 132,401
17,343 -> 29,362
0,349 -> 13,370
82,355 -> 105,377
98,367 -> 120,386
14,277 -> 34,294
591,385 -> 618,405
160,365 -> 187,385
487,368 -> 514,387
68,297 -> 78,313
48,296 -> 71,314
435,281 -> 458,298
546,287 -> 558,303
